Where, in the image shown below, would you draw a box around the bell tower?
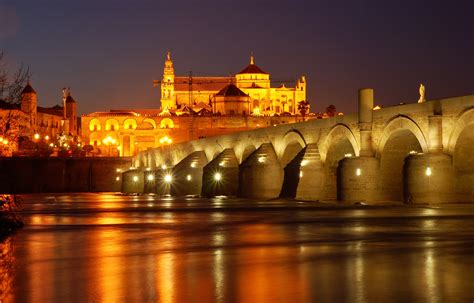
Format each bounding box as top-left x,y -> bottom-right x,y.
160,51 -> 175,110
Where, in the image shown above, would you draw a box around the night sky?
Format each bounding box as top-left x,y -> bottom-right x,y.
1,0 -> 473,115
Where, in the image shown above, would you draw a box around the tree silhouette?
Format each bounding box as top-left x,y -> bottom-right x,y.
326,104 -> 337,117
297,100 -> 310,121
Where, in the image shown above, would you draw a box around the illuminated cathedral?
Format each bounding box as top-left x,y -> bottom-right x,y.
81,52 -> 310,157
159,52 -> 307,115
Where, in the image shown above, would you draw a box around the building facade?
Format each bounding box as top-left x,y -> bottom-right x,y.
0,83 -> 78,155
81,52 -> 310,157
159,52 -> 307,115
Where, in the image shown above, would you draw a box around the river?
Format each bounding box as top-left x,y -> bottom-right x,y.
1,193 -> 473,302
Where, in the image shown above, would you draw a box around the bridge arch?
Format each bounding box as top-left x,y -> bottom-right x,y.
279,129 -> 307,166
238,144 -> 257,163
447,107 -> 474,155
321,124 -> 359,162
376,115 -> 428,158
448,107 -> 474,202
377,115 -> 428,201
320,124 -> 359,200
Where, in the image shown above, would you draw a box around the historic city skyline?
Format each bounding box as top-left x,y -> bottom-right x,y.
1,0 -> 473,115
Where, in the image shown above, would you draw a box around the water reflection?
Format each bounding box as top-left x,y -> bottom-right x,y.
1,194 -> 474,302
0,238 -> 15,303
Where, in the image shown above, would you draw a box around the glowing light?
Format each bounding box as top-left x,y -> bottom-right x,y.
146,167 -> 151,171
161,164 -> 167,170
356,168 -> 361,176
186,174 -> 192,181
34,133 -> 40,140
49,143 -> 54,147
133,176 -> 139,182
345,153 -> 353,158
147,174 -> 154,181
300,160 -> 308,167
129,167 -> 135,170
258,157 -> 265,163
190,162 -> 196,168
116,168 -> 122,173
214,172 -> 222,181
159,136 -> 173,145
219,161 -> 225,167
409,150 -> 418,155
299,171 -> 303,178
426,167 -> 432,176
164,174 -> 172,183
373,105 -> 382,110
2,139 -> 8,145
116,176 -> 120,181
45,135 -> 50,141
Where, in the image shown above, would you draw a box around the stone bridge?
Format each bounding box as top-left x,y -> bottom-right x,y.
121,89 -> 474,204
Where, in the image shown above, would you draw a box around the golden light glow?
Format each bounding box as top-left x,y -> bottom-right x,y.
147,174 -> 155,181
299,171 -> 303,178
133,176 -> 139,182
164,174 -> 172,183
356,168 -> 361,176
161,164 -> 167,170
34,133 -> 40,140
186,174 -> 192,181
258,157 -> 265,163
115,176 -> 120,181
426,167 -> 432,176
45,135 -> 50,141
159,136 -> 173,145
214,172 -> 222,181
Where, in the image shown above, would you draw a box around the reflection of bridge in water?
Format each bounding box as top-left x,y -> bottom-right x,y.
122,89 -> 474,204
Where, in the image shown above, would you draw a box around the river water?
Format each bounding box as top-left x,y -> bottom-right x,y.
1,194 -> 473,303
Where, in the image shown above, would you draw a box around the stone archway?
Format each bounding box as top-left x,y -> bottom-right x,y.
449,108 -> 474,202
279,135 -> 306,198
321,124 -> 359,200
377,116 -> 428,201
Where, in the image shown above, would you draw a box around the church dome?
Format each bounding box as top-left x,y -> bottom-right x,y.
237,55 -> 268,75
216,84 -> 248,97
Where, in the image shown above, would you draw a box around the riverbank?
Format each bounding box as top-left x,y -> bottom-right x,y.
0,195 -> 24,240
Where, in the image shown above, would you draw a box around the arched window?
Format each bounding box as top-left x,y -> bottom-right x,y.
160,118 -> 174,129
89,118 -> 101,131
105,119 -> 119,131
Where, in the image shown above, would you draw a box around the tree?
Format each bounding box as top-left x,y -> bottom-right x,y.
297,100 -> 310,121
325,104 -> 337,117
0,52 -> 31,156
0,52 -> 30,104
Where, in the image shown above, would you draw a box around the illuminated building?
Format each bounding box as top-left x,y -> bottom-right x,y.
0,83 -> 78,155
159,52 -> 307,115
81,52 -> 311,157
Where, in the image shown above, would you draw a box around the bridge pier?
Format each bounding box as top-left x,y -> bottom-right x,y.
403,153 -> 455,204
121,168 -> 145,194
338,156 -> 380,202
202,148 -> 239,197
295,144 -> 324,200
339,88 -> 381,202
170,151 -> 208,197
239,143 -> 283,199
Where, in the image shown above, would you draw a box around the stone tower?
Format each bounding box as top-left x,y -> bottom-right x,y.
20,81 -> 38,134
160,51 -> 175,110
64,88 -> 78,136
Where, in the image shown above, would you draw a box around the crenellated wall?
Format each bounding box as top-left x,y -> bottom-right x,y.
123,92 -> 474,204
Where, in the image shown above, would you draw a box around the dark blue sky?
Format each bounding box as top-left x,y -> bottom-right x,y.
1,0 -> 473,114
